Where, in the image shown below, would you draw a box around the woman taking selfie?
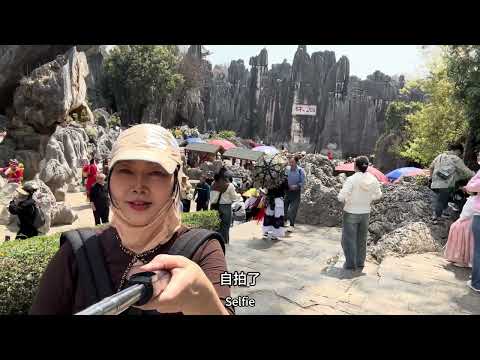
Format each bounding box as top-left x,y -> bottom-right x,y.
30,124 -> 233,315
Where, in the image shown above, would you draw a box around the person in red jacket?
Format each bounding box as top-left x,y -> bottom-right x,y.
4,159 -> 23,183
327,150 -> 334,161
85,158 -> 98,200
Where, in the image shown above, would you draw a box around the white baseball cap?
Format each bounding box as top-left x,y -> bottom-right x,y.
110,124 -> 182,174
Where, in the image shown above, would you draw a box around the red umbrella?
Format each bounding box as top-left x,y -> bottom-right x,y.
335,162 -> 389,184
208,139 -> 237,151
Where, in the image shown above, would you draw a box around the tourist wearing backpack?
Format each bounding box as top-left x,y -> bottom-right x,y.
429,144 -> 474,222
30,124 -> 233,315
8,183 -> 41,240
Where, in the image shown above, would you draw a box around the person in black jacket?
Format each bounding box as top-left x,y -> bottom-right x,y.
194,175 -> 211,211
8,183 -> 39,240
90,173 -> 110,225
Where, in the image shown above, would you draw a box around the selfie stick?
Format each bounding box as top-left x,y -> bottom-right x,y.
75,272 -> 155,315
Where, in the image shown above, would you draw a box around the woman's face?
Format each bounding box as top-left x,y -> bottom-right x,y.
110,160 -> 175,226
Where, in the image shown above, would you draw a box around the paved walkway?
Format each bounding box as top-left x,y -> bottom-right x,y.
226,222 -> 480,315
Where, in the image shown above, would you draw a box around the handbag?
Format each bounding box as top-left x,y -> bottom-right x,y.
436,154 -> 455,180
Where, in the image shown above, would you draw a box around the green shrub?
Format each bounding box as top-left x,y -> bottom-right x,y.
0,211 -> 220,314
182,210 -> 221,231
0,234 -> 59,315
109,114 -> 121,128
85,126 -> 98,140
217,130 -> 236,139
413,175 -> 430,187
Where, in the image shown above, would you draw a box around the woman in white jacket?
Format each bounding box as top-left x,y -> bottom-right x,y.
337,156 -> 382,271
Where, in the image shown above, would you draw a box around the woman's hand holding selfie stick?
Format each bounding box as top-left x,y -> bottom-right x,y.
76,255 -> 228,315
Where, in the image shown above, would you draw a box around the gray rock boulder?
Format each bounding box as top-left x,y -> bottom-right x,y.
37,125 -> 90,195
0,45 -> 73,112
52,202 -> 78,226
52,126 -> 89,169
374,132 -> 409,173
0,182 -> 19,225
186,168 -> 203,180
12,47 -> 94,135
368,222 -> 442,263
39,158 -> 74,198
296,154 -> 344,226
368,179 -> 453,251
53,184 -> 68,202
297,178 -> 344,226
23,179 -> 57,234
368,183 -> 436,242
2,47 -> 94,188
93,109 -> 110,128
224,165 -> 252,180
96,127 -> 120,160
199,161 -> 223,178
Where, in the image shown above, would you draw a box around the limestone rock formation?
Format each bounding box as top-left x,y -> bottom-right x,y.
0,45 -> 73,112
186,167 -> 203,181
0,47 -> 94,185
51,202 -> 78,226
11,47 -> 93,134
54,184 -> 68,202
368,182 -> 435,242
199,160 -> 223,178
224,165 -> 252,180
296,154 -> 344,226
0,181 -> 19,226
38,124 -> 90,197
368,222 -> 442,263
374,132 -> 409,172
95,126 -> 120,160
205,46 -> 401,158
209,59 -> 249,133
94,108 -> 110,128
76,46 -> 115,109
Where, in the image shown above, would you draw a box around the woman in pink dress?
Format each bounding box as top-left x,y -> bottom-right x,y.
444,194 -> 476,267
445,153 -> 480,268
85,158 -> 98,200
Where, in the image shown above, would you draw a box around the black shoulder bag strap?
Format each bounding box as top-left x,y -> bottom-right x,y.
59,228 -> 114,306
168,228 -> 226,258
212,187 -> 227,210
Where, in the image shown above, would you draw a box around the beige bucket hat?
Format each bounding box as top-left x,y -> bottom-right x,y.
110,124 -> 182,174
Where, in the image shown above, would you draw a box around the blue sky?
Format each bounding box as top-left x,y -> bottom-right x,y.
204,45 -> 430,80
